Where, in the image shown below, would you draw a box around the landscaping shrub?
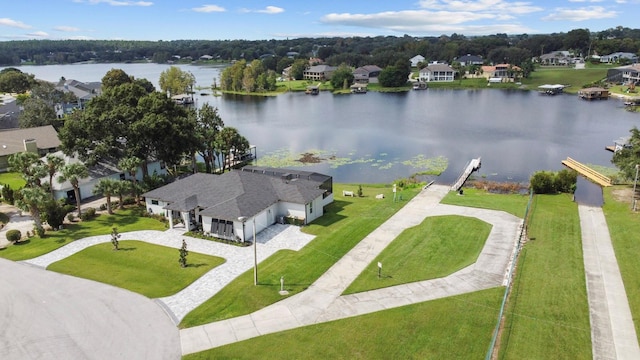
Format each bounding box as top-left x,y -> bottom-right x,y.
123,196 -> 136,205
43,200 -> 74,229
6,229 -> 21,242
1,184 -> 15,205
530,169 -> 578,194
67,213 -> 76,222
80,207 -> 97,221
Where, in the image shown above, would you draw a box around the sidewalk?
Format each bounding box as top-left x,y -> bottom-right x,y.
579,205 -> 640,359
180,185 -> 523,355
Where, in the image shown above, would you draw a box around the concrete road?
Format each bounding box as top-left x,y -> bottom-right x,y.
579,205 -> 640,360
0,259 -> 180,360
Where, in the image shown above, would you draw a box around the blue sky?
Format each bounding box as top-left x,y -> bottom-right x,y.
1,0 -> 638,41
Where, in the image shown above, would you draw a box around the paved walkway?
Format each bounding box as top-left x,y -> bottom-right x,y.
23,224 -> 315,322
180,185 -> 524,355
579,205 -> 640,360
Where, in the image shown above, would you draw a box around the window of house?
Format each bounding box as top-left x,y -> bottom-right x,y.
309,201 -> 313,214
151,200 -> 159,205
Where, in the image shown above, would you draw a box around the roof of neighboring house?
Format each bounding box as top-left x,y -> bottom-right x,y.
304,65 -> 337,73
199,55 -> 213,60
456,54 -> 483,63
482,64 -> 522,73
142,170 -> 328,221
353,65 -> 382,76
55,79 -> 102,101
410,55 -> 425,61
0,125 -> 61,157
540,51 -> 571,60
421,64 -> 456,72
603,52 -> 638,59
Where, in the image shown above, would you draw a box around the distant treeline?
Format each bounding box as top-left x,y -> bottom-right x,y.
0,26 -> 638,68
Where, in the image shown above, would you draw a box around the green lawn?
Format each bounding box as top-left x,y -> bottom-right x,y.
498,194 -> 591,359
0,172 -> 26,189
47,240 -> 224,298
0,208 -> 167,261
521,67 -> 609,94
184,287 -> 504,360
179,183 -> 421,328
344,215 -> 491,294
441,187 -> 529,218
602,186 -> 640,338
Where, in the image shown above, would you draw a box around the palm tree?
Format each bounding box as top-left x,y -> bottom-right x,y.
58,163 -> 89,215
113,180 -> 132,210
8,151 -> 47,188
16,186 -> 48,236
118,156 -> 142,204
93,178 -> 118,214
45,154 -> 65,198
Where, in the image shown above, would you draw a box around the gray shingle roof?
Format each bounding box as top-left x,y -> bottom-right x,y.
0,125 -> 61,157
143,170 -> 327,222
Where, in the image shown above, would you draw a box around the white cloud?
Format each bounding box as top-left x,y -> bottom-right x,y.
322,10 -> 496,27
26,31 -> 49,38
568,0 -> 604,2
417,0 -> 543,15
257,6 -> 284,14
76,0 -> 153,6
240,6 -> 285,14
0,18 -> 31,29
193,4 -> 226,13
54,26 -> 81,32
542,6 -> 618,21
68,35 -> 94,40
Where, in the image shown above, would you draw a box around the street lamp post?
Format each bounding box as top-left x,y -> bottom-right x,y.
253,217 -> 258,286
633,165 -> 639,211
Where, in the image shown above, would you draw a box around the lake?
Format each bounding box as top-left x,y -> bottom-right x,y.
7,63 -> 639,185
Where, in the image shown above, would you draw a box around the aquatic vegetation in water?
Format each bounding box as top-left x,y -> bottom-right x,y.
256,149 -> 448,174
401,155 -> 448,175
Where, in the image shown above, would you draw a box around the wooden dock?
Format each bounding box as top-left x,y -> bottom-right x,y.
561,157 -> 612,187
451,157 -> 482,191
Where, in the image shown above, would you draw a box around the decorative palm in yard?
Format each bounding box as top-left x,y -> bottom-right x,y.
93,178 -> 119,214
58,163 -> 88,215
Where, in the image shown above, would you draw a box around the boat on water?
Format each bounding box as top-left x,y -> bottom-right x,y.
538,84 -> 565,95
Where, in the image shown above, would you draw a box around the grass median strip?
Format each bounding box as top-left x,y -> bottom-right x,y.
47,240 -> 224,298
497,194 -> 591,359
603,186 -> 640,338
344,215 -> 491,295
179,183 -> 421,328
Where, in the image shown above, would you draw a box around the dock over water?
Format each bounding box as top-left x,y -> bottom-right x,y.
561,157 -> 612,187
451,157 -> 482,191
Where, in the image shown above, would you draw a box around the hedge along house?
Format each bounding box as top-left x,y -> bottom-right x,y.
142,166 -> 333,242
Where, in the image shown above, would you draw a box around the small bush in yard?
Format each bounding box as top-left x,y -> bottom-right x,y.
80,207 -> 97,221
6,229 -> 21,242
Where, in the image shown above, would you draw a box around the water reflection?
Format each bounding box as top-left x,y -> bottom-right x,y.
574,176 -> 604,207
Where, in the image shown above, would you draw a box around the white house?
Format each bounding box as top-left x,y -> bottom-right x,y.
46,151 -> 166,204
419,64 -> 456,82
142,166 -> 334,242
410,55 -> 425,68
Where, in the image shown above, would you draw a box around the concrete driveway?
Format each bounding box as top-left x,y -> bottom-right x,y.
0,258 -> 180,360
